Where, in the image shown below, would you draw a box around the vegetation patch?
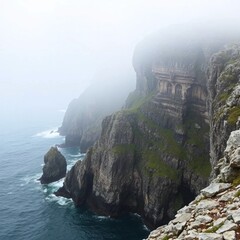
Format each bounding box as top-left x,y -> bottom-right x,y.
218,92 -> 230,104
125,91 -> 156,113
182,108 -> 211,178
143,150 -> 178,180
234,189 -> 240,197
227,106 -> 240,126
112,144 -> 135,155
213,107 -> 224,123
189,156 -> 211,178
135,111 -> 187,160
232,175 -> 240,187
205,222 -> 224,233
162,236 -> 170,240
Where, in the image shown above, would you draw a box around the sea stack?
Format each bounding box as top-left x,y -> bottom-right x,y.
40,147 -> 67,184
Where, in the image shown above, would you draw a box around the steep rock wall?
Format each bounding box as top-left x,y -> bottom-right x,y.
56,30 -> 223,228
147,44 -> 240,239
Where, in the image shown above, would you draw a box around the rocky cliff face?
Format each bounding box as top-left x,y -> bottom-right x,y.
40,147 -> 67,184
56,29 -> 232,228
146,45 -> 240,239
147,130 -> 240,240
59,69 -> 135,152
208,45 -> 240,176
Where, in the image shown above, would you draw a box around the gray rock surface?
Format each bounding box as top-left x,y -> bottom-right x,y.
40,147 -> 67,184
146,45 -> 240,239
56,32 -> 240,231
223,230 -> 236,240
57,28 -> 221,228
201,183 -> 231,197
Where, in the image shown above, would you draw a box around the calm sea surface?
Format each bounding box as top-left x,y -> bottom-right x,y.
0,108 -> 149,240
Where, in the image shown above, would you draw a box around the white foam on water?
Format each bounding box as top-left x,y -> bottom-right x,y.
21,173 -> 41,186
33,128 -> 61,139
69,154 -> 84,158
45,194 -> 73,206
67,161 -> 78,170
48,178 -> 64,190
94,215 -> 110,221
142,224 -> 150,231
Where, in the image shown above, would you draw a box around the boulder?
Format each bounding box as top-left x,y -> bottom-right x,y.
40,147 -> 67,184
201,183 -> 231,197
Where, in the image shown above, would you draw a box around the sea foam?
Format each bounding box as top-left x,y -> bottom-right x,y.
34,128 -> 61,139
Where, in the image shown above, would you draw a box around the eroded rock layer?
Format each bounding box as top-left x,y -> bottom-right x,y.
147,45 -> 240,239
56,29 -> 222,228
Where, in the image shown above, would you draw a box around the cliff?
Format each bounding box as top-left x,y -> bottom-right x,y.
59,68 -> 135,152
56,27 -> 237,229
147,45 -> 240,239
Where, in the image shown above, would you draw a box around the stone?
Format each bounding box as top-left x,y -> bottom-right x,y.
225,130 -> 240,154
219,192 -> 234,202
230,147 -> 240,168
213,217 -> 227,227
216,220 -> 237,234
232,209 -> 240,223
177,205 -> 193,214
172,222 -> 186,235
199,233 -> 223,240
189,220 -> 201,229
172,213 -> 192,224
195,215 -> 213,224
201,183 -> 231,197
149,230 -> 161,238
196,199 -> 219,210
184,229 -> 198,239
223,231 -> 236,240
40,147 -> 67,184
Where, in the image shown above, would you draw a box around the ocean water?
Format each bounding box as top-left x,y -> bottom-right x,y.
0,108 -> 149,240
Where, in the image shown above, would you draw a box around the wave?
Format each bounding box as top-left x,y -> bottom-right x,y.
33,128 -> 61,139
43,179 -> 74,206
20,173 -> 42,186
45,194 -> 73,206
69,153 -> 84,158
94,215 -> 110,221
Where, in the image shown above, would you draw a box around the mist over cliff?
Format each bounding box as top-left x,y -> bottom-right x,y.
55,24 -> 240,231
59,64 -> 135,151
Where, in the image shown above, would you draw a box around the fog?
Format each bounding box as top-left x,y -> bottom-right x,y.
1,0 -> 240,121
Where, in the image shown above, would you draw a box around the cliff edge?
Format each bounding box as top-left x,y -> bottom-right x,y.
56,28 -> 228,228
147,44 -> 240,239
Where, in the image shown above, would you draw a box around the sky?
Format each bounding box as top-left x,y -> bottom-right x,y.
0,0 -> 240,116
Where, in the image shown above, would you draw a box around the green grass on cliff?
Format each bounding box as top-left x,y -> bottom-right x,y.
143,150 -> 178,180
189,156 -> 211,178
112,144 -> 136,155
125,89 -> 211,179
227,106 -> 240,126
233,175 -> 240,187
125,91 -> 156,113
181,108 -> 211,178
135,111 -> 187,160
